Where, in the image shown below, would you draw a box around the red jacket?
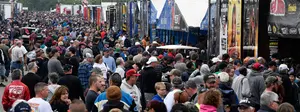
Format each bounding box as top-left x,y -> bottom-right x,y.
2,80 -> 30,111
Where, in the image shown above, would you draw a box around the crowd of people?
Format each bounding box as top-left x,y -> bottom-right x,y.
0,11 -> 299,112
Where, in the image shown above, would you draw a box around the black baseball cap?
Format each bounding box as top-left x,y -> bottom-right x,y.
63,64 -> 73,72
203,74 -> 217,83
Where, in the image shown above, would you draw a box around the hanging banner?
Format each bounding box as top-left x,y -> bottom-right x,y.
97,8 -> 101,26
219,0 -> 228,56
268,0 -> 300,38
84,7 -> 88,20
243,0 -> 259,57
56,4 -> 60,14
87,7 -> 91,22
157,0 -> 175,30
228,0 -> 241,59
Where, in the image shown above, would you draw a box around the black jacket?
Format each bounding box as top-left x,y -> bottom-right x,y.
68,55 -> 80,76
21,72 -> 41,98
51,101 -> 69,112
102,100 -> 129,112
92,44 -> 100,56
58,75 -> 85,102
279,73 -> 293,104
219,83 -> 239,112
257,105 -> 276,112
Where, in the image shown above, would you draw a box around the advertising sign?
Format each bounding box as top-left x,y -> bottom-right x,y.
243,0 -> 259,57
219,0 -> 228,56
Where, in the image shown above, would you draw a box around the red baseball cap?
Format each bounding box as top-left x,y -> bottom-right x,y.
126,69 -> 140,77
252,62 -> 262,70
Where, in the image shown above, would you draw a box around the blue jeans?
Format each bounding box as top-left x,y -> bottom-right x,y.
0,64 -> 6,80
11,61 -> 24,76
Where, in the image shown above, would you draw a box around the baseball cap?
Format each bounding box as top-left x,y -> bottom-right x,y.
63,64 -> 73,72
172,77 -> 183,89
146,56 -> 158,64
103,48 -> 109,52
238,99 -> 252,108
252,62 -> 262,71
126,69 -> 141,77
211,57 -> 221,64
268,61 -> 277,67
279,64 -> 289,71
265,76 -> 282,85
218,72 -> 230,83
9,100 -> 31,112
184,80 -> 197,89
152,41 -> 158,44
203,74 -> 217,83
135,42 -> 141,46
90,67 -> 102,74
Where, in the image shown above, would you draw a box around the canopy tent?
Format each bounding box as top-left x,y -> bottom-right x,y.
157,45 -> 199,49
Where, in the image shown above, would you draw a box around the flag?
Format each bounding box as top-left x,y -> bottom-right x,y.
149,1 -> 157,24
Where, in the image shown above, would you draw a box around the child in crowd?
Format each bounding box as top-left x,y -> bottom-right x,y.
151,82 -> 167,102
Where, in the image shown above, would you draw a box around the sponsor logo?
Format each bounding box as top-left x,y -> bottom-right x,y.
289,28 -> 297,34
281,27 -> 288,34
272,25 -> 277,34
288,4 -> 297,14
268,24 -> 272,33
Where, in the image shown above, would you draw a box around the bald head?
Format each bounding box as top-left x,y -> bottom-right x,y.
69,100 -> 87,112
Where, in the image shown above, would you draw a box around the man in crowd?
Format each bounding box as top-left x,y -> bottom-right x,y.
78,53 -> 94,90
257,91 -> 279,112
0,38 -> 9,82
69,100 -> 87,112
174,53 -> 187,73
263,61 -> 278,79
121,69 -> 142,111
2,69 -> 30,111
103,48 -> 116,72
10,40 -> 27,75
115,57 -> 125,79
164,77 -> 183,112
28,82 -> 52,112
184,80 -> 198,102
58,64 -> 85,101
68,47 -> 80,76
21,62 -> 41,98
133,48 -> 143,64
85,75 -> 105,112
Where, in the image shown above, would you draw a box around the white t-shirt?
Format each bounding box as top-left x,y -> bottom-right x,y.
93,63 -> 109,79
28,98 -> 53,112
11,46 -> 28,62
164,89 -> 182,112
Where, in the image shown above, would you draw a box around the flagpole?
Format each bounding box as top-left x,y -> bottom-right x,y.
207,0 -> 211,63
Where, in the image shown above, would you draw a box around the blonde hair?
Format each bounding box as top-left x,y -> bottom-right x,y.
155,82 -> 166,90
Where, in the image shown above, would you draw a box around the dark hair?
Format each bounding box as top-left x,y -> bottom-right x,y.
239,67 -> 247,76
127,55 -> 134,61
147,100 -> 167,112
109,73 -> 122,87
11,69 -> 22,80
186,61 -> 193,69
137,48 -> 142,53
68,47 -> 76,54
49,86 -> 68,104
48,73 -> 59,84
191,53 -> 199,60
89,75 -> 101,87
171,103 -> 189,112
34,82 -> 48,94
222,53 -> 230,61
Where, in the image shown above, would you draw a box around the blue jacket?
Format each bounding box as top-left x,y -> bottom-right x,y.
151,94 -> 163,102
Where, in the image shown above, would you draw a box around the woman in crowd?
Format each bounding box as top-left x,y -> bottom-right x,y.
49,86 -> 71,112
146,100 -> 167,112
199,89 -> 222,112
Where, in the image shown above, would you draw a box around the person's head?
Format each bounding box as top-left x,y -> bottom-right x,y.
49,86 -> 69,104
49,48 -> 60,58
109,73 -> 122,87
184,80 -> 197,97
95,54 -> 103,64
147,56 -> 159,67
218,72 -> 230,83
137,48 -> 142,54
125,69 -> 140,86
103,48 -> 109,57
63,64 -> 73,74
265,76 -> 281,91
258,57 -> 266,65
89,75 -> 106,92
28,62 -> 38,73
174,91 -> 189,104
11,69 -> 22,80
106,86 -> 122,101
203,74 -> 218,89
155,82 -> 167,97
69,100 -> 87,112
48,72 -> 59,84
260,91 -> 279,111
34,82 -> 49,98
146,100 -> 167,112
252,62 -> 263,71
225,65 -> 235,78
278,64 -> 289,74
191,53 -> 198,61
239,67 -> 248,76
289,74 -> 297,83
184,102 -> 199,112
172,77 -> 183,89
238,99 -> 255,112
276,103 -> 295,112
169,69 -> 182,82
175,53 -> 184,62
10,100 -> 32,112
116,57 -> 125,66
268,61 -> 277,72
68,47 -> 76,55
222,53 -> 230,62
171,103 -> 189,112
90,67 -> 103,76
85,53 -> 94,62
218,62 -> 228,72
203,88 -> 222,108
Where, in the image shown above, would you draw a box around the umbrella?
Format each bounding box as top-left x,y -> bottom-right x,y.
157,45 -> 199,50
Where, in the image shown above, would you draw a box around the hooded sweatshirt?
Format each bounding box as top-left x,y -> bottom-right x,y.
120,79 -> 142,111
199,104 -> 217,112
231,75 -> 251,101
189,64 -> 210,87
47,84 -> 61,101
247,70 -> 266,105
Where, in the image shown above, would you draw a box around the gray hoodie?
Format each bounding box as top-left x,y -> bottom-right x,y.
189,64 -> 210,87
47,84 -> 61,101
247,70 -> 266,105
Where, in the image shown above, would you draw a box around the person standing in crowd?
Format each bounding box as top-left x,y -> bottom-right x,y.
167,69 -> 182,83
69,100 -> 87,112
146,100 -> 167,112
92,38 -> 101,56
124,55 -> 135,71
47,73 -> 61,102
151,82 -> 167,102
35,48 -> 48,81
199,89 -> 222,112
58,64 -> 85,101
103,48 -> 116,72
238,99 -> 255,112
289,73 -> 300,111
0,38 -> 9,82
133,48 -> 143,64
2,69 -> 30,111
140,56 -> 160,108
189,63 -> 210,88
257,91 -> 279,112
247,62 -> 266,110
184,80 -> 198,102
47,48 -> 64,76
232,67 -> 251,101
164,77 -> 183,112
86,75 -> 106,112
263,61 -> 278,79
128,42 -> 144,56
102,86 -> 130,112
28,82 -> 52,112
210,57 -> 222,73
174,53 -> 187,73
121,69 -> 142,111
21,62 -> 41,98
0,43 -> 6,87
115,57 -> 125,79
93,54 -> 109,80
277,103 -> 295,112
94,73 -> 136,112
49,86 -> 71,112
68,47 -> 80,76
10,40 -> 27,75
78,53 -> 94,90
278,64 -> 293,104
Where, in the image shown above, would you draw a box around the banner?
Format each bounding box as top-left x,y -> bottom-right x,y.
157,0 -> 175,30
56,4 -> 60,14
97,8 -> 101,26
219,0 -> 228,56
84,7 -> 88,20
268,0 -> 300,38
243,0 -> 259,57
149,1 -> 157,24
228,0 -> 241,59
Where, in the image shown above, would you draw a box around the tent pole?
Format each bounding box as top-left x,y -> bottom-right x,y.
207,0 -> 211,63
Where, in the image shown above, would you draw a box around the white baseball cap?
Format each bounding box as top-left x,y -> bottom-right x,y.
279,64 -> 289,71
211,57 -> 221,63
146,56 -> 158,64
135,42 -> 141,46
